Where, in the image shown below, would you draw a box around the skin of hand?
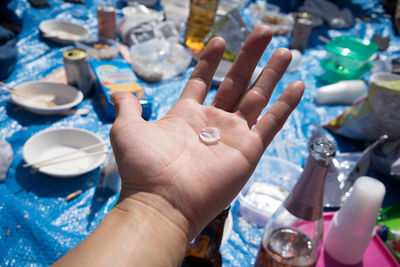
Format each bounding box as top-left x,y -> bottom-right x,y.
53,25 -> 304,267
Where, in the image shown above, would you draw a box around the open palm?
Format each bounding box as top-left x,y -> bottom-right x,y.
109,26 -> 305,237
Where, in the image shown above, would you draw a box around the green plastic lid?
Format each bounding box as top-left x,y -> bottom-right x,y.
325,36 -> 379,61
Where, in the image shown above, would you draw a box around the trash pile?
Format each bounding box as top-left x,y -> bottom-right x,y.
1,0 -> 400,266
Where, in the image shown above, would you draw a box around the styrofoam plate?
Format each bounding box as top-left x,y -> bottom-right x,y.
10,81 -> 83,115
39,20 -> 90,45
23,128 -> 107,178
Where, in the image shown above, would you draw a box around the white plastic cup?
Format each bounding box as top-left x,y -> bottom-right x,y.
314,80 -> 368,105
324,176 -> 386,265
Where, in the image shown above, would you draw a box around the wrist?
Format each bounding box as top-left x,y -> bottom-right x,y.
116,190 -> 191,238
114,190 -> 191,265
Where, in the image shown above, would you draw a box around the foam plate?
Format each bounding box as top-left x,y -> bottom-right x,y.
10,81 -> 83,115
23,128 -> 107,178
39,20 -> 90,45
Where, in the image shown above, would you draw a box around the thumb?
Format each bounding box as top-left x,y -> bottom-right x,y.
110,92 -> 143,121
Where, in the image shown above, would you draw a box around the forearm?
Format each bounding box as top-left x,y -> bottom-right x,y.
53,192 -> 190,267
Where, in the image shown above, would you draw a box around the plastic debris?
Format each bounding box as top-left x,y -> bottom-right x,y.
0,140 -> 13,182
199,127 -> 221,144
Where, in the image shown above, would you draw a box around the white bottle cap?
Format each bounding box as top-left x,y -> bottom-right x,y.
324,176 -> 386,265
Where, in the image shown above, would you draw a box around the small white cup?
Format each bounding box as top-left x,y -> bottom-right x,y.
324,176 -> 386,265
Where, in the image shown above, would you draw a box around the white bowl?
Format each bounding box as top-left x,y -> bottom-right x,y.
10,81 -> 84,115
23,128 -> 107,178
39,20 -> 90,45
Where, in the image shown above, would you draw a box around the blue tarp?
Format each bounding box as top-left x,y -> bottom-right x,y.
1,0 -> 400,266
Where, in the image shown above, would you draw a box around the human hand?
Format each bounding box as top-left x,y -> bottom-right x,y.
110,25 -> 305,239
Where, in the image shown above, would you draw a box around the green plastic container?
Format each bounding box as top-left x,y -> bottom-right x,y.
320,36 -> 378,81
320,58 -> 373,80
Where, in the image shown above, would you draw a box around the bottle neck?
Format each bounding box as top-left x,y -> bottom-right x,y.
285,155 -> 330,221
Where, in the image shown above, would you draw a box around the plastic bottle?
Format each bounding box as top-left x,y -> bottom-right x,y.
254,137 -> 336,267
184,0 -> 219,54
314,80 -> 368,105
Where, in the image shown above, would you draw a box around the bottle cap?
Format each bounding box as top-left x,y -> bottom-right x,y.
324,176 -> 386,265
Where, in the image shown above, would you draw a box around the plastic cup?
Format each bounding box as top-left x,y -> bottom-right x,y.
323,176 -> 386,265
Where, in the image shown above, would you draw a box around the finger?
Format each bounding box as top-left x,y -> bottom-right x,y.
180,37 -> 226,104
111,92 -> 143,121
254,81 -> 305,148
235,48 -> 292,127
212,25 -> 273,111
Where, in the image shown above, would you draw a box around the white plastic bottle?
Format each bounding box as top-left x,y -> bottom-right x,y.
314,80 -> 368,105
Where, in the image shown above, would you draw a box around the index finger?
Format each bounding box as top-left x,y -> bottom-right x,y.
179,37 -> 226,104
212,25 -> 273,112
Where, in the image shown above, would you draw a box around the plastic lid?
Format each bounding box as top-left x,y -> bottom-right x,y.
325,36 -> 378,61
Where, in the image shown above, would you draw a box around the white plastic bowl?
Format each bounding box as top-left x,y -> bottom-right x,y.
10,81 -> 83,115
238,156 -> 302,227
39,20 -> 90,45
23,128 -> 107,178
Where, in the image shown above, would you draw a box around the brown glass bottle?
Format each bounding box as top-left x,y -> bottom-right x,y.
181,206 -> 230,267
254,137 -> 336,267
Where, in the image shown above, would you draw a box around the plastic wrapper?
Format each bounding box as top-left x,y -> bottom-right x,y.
203,9 -> 250,61
392,156 -> 400,177
0,140 -> 13,182
307,124 -> 388,208
377,204 -> 400,263
299,0 -> 354,29
324,136 -> 387,208
117,17 -> 159,46
160,0 -> 190,30
324,72 -> 400,141
371,139 -> 400,178
129,39 -> 192,82
246,3 -> 294,36
97,152 -> 121,193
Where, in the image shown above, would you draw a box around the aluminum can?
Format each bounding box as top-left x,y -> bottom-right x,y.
289,12 -> 313,52
63,48 -> 93,96
97,4 -> 116,39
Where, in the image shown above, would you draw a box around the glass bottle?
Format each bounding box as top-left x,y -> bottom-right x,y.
254,137 -> 336,267
182,206 -> 230,267
184,0 -> 219,54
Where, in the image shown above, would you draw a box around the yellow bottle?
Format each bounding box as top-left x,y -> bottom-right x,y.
184,0 -> 219,54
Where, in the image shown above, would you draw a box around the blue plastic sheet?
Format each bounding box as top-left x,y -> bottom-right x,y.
1,0 -> 400,266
